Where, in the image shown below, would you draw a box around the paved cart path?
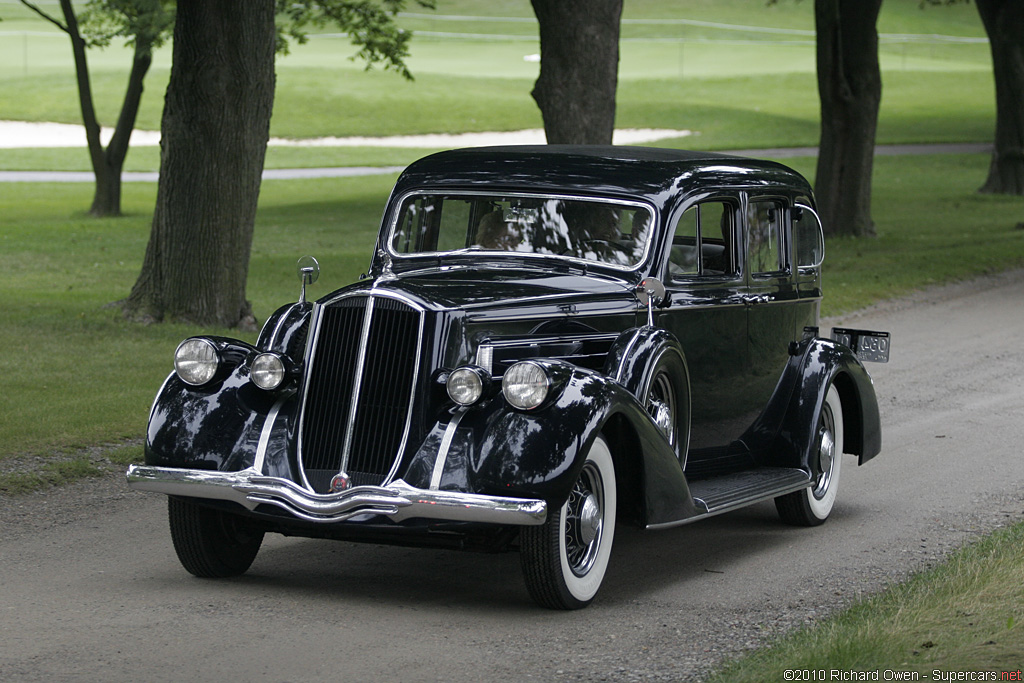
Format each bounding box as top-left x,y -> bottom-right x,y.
0,143 -> 994,183
2,270 -> 1023,682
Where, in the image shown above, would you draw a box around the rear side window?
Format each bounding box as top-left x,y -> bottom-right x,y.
793,203 -> 825,268
747,200 -> 786,275
668,200 -> 736,279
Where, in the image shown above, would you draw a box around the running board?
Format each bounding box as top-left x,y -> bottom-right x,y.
688,467 -> 811,516
646,467 -> 813,530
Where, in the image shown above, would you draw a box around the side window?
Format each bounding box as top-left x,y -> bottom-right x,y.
670,207 -> 699,275
668,200 -> 735,279
747,199 -> 785,275
793,203 -> 825,268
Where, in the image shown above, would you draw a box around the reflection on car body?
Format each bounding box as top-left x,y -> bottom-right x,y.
128,146 -> 888,609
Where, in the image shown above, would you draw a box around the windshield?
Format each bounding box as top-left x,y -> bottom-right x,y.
390,193 -> 653,268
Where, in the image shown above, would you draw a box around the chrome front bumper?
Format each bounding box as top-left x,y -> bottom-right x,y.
126,465 -> 547,526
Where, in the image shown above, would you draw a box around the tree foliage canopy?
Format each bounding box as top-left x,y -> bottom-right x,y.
276,0 -> 434,79
77,0 -> 174,52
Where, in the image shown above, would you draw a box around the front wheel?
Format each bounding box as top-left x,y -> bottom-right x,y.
639,347 -> 689,467
520,435 -> 617,609
168,497 -> 265,577
775,384 -> 844,526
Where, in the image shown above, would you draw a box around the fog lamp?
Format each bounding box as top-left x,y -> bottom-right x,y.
447,366 -> 487,406
251,352 -> 286,390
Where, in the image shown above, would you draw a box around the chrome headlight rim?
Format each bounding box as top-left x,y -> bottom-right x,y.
251,352 -> 287,391
174,337 -> 221,387
446,365 -> 489,406
502,360 -> 550,411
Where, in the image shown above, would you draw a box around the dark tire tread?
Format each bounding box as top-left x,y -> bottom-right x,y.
520,517 -> 576,610
168,497 -> 264,578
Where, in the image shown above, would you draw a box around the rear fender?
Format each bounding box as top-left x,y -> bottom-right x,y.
761,337 -> 882,470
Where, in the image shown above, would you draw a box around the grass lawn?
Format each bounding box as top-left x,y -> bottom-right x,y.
704,520 -> 1024,679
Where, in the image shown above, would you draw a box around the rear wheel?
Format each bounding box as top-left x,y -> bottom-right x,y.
776,384 -> 844,526
168,497 -> 264,577
520,435 -> 617,609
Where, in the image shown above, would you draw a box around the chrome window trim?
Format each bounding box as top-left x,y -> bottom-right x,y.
385,189 -> 658,273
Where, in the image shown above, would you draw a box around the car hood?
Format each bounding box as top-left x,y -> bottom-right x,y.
333,266 -> 640,314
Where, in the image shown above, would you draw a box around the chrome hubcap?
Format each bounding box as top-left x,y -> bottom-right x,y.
564,463 -> 604,576
812,407 -> 837,499
578,493 -> 601,545
647,373 -> 676,445
649,399 -> 673,439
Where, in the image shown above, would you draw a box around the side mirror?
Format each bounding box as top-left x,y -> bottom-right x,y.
297,255 -> 320,304
635,277 -> 669,327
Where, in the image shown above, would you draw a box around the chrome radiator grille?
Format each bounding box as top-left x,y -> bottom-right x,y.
298,294 -> 423,493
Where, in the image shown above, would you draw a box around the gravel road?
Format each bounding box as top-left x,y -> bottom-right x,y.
2,270 -> 1023,682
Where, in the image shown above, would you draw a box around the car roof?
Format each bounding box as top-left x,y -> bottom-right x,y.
391,145 -> 813,211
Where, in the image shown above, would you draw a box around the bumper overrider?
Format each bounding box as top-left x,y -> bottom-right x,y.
125,465 -> 548,526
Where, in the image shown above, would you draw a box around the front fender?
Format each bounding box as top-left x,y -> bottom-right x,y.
403,364 -> 696,525
145,365 -> 287,474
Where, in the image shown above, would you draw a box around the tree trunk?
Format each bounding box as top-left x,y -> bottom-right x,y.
57,0 -> 108,214
91,39 -> 154,217
124,0 -> 276,329
530,0 -> 623,145
48,0 -> 155,217
813,0 -> 882,237
976,0 -> 1024,195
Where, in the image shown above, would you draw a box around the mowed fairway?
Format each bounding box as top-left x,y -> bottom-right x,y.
0,0 -> 993,147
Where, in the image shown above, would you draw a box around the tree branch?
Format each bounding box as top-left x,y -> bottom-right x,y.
18,0 -> 70,33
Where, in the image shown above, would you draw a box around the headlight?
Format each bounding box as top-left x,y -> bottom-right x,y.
447,366 -> 487,406
174,338 -> 220,386
251,352 -> 286,390
502,361 -> 549,410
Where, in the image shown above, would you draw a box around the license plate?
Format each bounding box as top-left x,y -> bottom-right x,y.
831,328 -> 891,363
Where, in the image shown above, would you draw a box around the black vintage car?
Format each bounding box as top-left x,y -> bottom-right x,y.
128,146 -> 888,609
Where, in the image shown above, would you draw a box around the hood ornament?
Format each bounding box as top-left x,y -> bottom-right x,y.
297,256 -> 320,304
378,248 -> 396,281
